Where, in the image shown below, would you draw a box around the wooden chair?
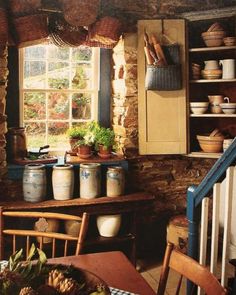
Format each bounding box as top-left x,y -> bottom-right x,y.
157,242 -> 228,295
0,209 -> 89,260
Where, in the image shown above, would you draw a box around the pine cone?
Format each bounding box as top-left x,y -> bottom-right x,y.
19,287 -> 38,295
58,278 -> 77,294
48,269 -> 65,289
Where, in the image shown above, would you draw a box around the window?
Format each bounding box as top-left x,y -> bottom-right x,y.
19,43 -> 100,151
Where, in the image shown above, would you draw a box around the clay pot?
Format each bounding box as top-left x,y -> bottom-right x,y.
65,220 -> 81,237
77,145 -> 92,159
52,164 -> 74,200
23,164 -> 46,202
80,163 -> 101,199
106,166 -> 125,197
34,217 -> 59,243
98,145 -> 112,159
208,95 -> 224,114
96,214 -> 122,237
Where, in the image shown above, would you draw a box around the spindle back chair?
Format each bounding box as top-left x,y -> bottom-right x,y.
157,242 -> 228,295
0,210 -> 89,260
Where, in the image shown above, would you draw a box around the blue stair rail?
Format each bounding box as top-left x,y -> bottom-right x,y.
186,138 -> 236,294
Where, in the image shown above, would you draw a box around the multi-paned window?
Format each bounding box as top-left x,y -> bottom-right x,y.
19,43 -> 100,151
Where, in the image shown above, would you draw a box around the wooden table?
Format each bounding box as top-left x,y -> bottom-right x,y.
49,251 -> 156,295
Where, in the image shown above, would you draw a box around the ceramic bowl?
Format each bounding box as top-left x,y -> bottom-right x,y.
197,134 -> 224,153
202,31 -> 226,47
223,37 -> 236,46
190,102 -> 209,114
201,69 -> 222,79
219,102 -> 236,114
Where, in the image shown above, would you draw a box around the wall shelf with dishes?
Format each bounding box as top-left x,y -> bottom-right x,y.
188,15 -> 236,158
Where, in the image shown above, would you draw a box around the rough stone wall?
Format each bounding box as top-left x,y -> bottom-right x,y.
101,0 -> 236,21
0,46 -> 8,198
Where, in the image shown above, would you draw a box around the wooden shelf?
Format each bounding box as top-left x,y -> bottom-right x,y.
187,152 -> 222,159
189,45 -> 236,52
0,192 -> 155,212
65,154 -> 125,164
190,114 -> 236,118
190,78 -> 236,83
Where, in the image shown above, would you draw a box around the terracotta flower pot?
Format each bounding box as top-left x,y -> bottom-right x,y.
98,145 -> 112,159
77,144 -> 92,159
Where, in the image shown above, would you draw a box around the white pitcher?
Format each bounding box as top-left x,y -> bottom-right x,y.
204,60 -> 219,70
219,59 -> 235,79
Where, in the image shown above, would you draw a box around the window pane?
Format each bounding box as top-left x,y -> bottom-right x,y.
48,122 -> 69,149
24,61 -> 46,88
72,47 -> 92,61
24,92 -> 46,120
72,93 -> 91,120
48,92 -> 69,120
24,122 -> 46,148
48,47 -> 69,60
71,64 -> 92,89
48,62 -> 70,89
25,46 -> 46,59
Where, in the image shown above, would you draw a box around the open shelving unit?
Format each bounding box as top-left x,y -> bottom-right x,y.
187,15 -> 236,158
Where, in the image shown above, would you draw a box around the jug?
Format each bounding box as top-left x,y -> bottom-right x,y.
204,60 -> 219,70
208,95 -> 224,114
7,127 -> 27,160
219,59 -> 235,79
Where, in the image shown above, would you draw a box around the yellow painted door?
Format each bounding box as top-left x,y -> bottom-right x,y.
138,19 -> 187,154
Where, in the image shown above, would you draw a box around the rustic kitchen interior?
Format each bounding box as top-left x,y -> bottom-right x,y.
0,0 -> 236,294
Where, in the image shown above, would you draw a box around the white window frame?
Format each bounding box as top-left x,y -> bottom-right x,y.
19,43 -> 100,151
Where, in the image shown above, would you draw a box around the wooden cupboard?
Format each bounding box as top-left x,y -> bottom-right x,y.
138,15 -> 236,158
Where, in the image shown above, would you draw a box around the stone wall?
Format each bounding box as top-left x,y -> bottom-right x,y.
0,46 -> 8,199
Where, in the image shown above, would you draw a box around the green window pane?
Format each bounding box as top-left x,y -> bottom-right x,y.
24,92 -> 46,120
24,122 -> 46,148
48,122 -> 69,149
72,47 -> 92,61
71,64 -> 92,90
48,62 -> 70,89
48,47 -> 70,60
24,46 -> 46,59
48,93 -> 69,120
24,61 -> 46,88
72,93 -> 91,120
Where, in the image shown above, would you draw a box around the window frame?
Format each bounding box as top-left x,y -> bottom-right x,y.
18,44 -> 100,151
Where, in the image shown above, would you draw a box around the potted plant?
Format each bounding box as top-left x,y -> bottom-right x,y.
95,127 -> 115,158
67,126 -> 87,153
76,125 -> 97,159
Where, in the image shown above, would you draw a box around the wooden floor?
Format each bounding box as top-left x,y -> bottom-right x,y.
139,257 -> 235,295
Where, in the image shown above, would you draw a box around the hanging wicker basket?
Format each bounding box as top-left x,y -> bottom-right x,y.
8,0 -> 41,17
13,14 -> 49,47
88,16 -> 122,46
61,0 -> 100,27
49,16 -> 87,47
0,8 -> 8,45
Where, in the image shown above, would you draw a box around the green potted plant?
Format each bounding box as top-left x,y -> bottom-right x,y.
76,122 -> 99,159
95,127 -> 115,158
67,126 -> 86,153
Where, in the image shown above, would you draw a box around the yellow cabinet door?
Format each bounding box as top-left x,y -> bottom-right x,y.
138,19 -> 187,154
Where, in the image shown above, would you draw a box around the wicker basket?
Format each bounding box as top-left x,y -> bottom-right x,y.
49,16 -> 87,47
88,16 -> 122,46
62,0 -> 99,27
0,8 -> 8,45
13,14 -> 49,46
8,0 -> 41,17
145,64 -> 182,91
0,85 -> 6,100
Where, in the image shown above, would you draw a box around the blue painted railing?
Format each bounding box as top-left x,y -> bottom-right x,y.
186,138 -> 236,293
